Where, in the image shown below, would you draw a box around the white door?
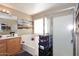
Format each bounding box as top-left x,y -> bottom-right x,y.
53,14 -> 73,56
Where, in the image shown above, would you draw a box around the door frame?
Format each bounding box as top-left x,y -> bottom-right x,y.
71,8 -> 76,56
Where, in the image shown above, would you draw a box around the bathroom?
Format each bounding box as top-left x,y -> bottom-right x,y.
0,3 -> 78,56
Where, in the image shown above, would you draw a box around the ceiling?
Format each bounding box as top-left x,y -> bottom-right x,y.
1,3 -> 76,15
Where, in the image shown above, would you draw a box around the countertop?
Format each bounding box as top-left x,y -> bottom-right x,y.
0,36 -> 20,40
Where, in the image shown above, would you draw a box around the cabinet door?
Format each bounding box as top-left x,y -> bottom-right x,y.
7,37 -> 21,55
0,40 -> 6,56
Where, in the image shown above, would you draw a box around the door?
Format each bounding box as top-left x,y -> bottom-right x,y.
53,14 -> 74,56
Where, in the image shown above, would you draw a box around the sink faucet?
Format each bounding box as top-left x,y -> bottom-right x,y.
10,32 -> 15,36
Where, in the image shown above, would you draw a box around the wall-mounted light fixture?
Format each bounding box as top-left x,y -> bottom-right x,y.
0,9 -> 11,15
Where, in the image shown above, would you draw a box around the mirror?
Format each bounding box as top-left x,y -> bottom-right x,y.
0,18 -> 17,35
0,12 -> 17,35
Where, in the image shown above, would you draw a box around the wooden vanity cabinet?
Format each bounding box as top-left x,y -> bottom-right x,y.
0,37 -> 21,56
0,40 -> 6,56
7,37 -> 21,55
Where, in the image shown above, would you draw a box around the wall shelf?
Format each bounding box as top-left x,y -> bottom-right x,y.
17,19 -> 33,29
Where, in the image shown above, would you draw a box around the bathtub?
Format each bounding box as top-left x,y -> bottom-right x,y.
21,34 -> 39,56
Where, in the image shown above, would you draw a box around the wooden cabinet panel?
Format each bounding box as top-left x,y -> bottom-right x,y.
0,37 -> 21,56
7,37 -> 21,55
0,40 -> 6,56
